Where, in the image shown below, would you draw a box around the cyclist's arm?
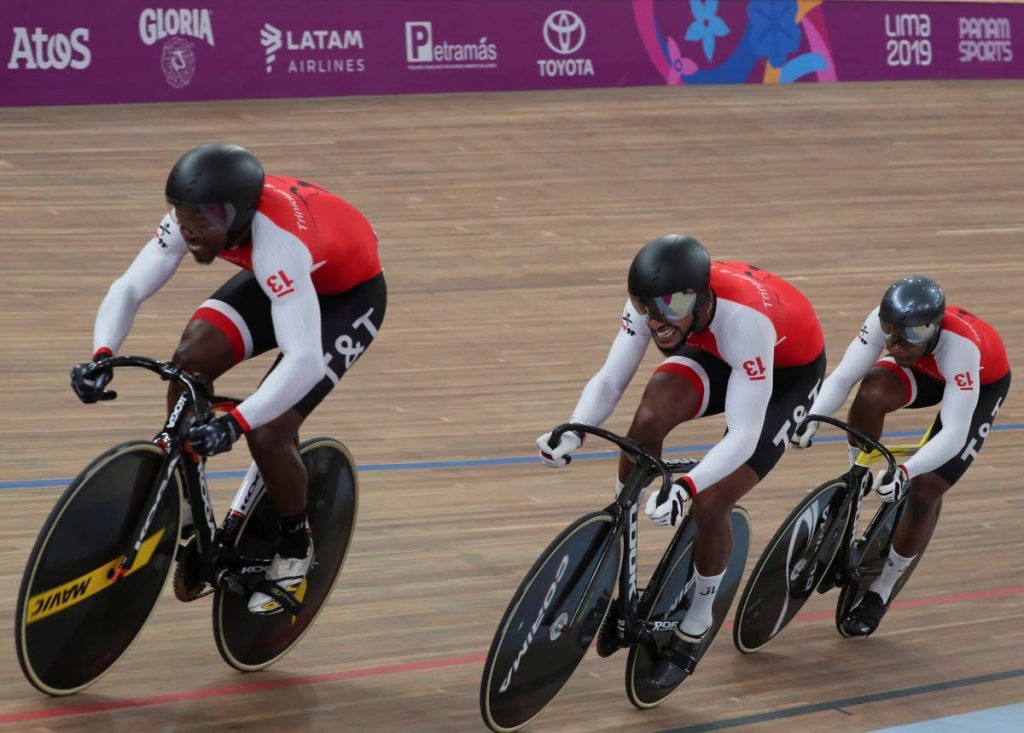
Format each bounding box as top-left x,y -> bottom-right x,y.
93,214 -> 187,356
230,215 -> 325,432
808,307 -> 886,417
685,307 -> 775,493
902,334 -> 982,479
569,299 -> 651,426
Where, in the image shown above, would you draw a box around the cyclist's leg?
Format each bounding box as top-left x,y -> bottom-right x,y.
846,358 -> 923,451
846,370 -> 1009,633
688,349 -> 826,632
247,273 -> 386,613
618,347 -> 728,484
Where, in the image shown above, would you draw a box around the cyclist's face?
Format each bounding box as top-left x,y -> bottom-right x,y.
647,312 -> 692,352
172,206 -> 229,264
884,333 -> 928,366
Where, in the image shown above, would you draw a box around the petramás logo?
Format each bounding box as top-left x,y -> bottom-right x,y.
138,8 -> 215,89
404,21 -> 497,70
260,22 -> 366,74
959,16 -> 1013,63
7,27 -> 91,70
537,10 -> 594,78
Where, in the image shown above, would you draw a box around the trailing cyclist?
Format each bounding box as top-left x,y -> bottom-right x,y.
536,234 -> 825,687
70,143 -> 386,615
792,275 -> 1010,636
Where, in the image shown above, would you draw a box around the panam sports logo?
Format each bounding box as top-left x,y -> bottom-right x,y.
138,8 -> 215,89
405,21 -> 497,70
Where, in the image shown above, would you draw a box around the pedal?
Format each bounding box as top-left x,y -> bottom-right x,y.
173,536 -> 211,602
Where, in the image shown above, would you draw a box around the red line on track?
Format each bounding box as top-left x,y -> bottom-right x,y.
4,587 -> 1023,725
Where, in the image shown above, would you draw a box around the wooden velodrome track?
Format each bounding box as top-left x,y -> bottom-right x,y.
1,79 -> 1022,732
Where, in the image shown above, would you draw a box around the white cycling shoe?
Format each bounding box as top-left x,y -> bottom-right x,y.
247,536 -> 314,615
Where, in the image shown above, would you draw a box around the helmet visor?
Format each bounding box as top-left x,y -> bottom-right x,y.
168,201 -> 238,235
630,291 -> 699,324
879,318 -> 938,346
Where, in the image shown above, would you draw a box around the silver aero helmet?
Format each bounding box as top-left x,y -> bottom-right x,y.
165,143 -> 265,241
627,234 -> 712,325
878,275 -> 945,345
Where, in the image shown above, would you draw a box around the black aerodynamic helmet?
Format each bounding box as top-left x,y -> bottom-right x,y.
627,234 -> 711,324
878,275 -> 945,345
165,143 -> 265,237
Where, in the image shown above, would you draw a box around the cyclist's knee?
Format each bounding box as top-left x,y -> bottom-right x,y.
690,490 -> 733,528
627,402 -> 673,447
170,321 -> 234,382
853,368 -> 905,414
907,472 -> 948,508
245,424 -> 295,457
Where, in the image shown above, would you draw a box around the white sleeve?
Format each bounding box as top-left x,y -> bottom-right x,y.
808,307 -> 886,418
686,306 -> 776,493
93,215 -> 187,355
569,299 -> 651,427
902,334 -> 982,479
232,214 -> 326,431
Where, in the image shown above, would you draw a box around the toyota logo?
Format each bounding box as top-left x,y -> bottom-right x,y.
543,10 -> 585,55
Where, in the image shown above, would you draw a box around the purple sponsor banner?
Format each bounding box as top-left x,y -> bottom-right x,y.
2,1 -> 1022,107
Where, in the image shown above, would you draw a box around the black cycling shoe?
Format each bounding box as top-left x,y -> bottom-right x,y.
648,629 -> 704,689
596,604 -> 623,658
841,591 -> 888,637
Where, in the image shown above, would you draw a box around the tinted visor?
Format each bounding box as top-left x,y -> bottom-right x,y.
879,318 -> 938,346
168,201 -> 238,235
630,291 -> 699,324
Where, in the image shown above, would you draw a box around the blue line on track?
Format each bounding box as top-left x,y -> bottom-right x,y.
2,424 -> 1022,492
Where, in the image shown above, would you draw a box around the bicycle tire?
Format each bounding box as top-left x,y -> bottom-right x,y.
212,437 -> 358,671
15,441 -> 182,695
480,511 -> 621,733
626,506 -> 751,708
732,479 -> 849,654
834,497 -> 939,637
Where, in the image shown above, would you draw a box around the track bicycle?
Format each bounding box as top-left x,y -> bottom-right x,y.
480,423 -> 751,732
15,355 -> 358,695
733,414 -> 936,652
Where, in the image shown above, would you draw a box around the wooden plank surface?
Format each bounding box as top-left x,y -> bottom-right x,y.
0,80 -> 1021,732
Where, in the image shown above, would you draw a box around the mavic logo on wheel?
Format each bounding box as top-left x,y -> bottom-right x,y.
498,553 -> 570,694
26,529 -> 166,624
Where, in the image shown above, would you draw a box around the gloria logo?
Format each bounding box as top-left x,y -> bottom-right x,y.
405,21 -> 497,70
260,22 -> 365,74
7,27 -> 91,70
537,10 -> 593,78
138,8 -> 216,89
543,10 -> 586,55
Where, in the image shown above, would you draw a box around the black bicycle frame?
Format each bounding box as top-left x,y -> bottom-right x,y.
545,423 -> 683,644
795,415 -> 899,592
85,356 -> 281,605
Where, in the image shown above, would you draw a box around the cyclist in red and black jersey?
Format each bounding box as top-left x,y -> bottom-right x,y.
794,275 -> 1010,636
537,235 -> 826,687
70,144 -> 386,615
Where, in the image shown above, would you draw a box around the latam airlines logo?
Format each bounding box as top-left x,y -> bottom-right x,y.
405,21 -> 497,70
7,27 -> 91,70
260,23 -> 366,74
538,10 -> 594,78
138,8 -> 216,89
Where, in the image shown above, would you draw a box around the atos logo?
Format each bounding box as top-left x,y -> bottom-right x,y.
7,27 -> 91,70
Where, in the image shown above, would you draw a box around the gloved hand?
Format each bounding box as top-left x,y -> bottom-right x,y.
536,430 -> 583,467
188,414 -> 244,456
790,418 -> 819,449
644,478 -> 695,527
873,464 -> 909,503
70,352 -> 114,404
